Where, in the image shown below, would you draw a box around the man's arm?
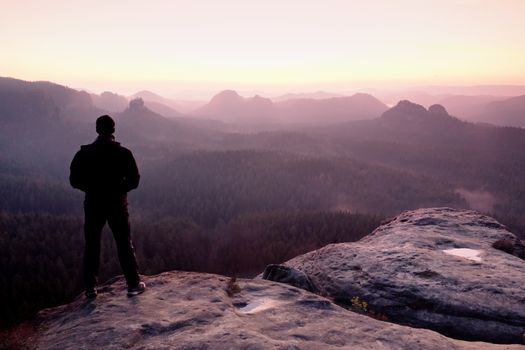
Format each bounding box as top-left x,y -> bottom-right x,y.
69,150 -> 87,192
122,149 -> 140,192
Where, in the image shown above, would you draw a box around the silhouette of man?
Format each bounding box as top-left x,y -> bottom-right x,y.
70,115 -> 146,298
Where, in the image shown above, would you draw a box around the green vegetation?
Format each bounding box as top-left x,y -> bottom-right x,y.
226,277 -> 241,297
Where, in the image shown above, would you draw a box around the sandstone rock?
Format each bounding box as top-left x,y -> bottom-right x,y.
283,208 -> 525,344
30,271 -> 524,349
262,264 -> 318,293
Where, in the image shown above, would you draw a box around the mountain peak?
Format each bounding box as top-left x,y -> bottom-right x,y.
248,94 -> 272,107
351,92 -> 379,100
381,100 -> 457,121
212,89 -> 242,100
195,90 -> 274,122
120,97 -> 167,122
428,104 -> 449,115
393,100 -> 428,115
131,90 -> 163,100
129,97 -> 145,110
378,100 -> 463,133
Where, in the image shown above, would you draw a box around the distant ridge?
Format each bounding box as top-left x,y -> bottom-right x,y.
0,76 -> 92,110
376,100 -> 464,135
0,76 -> 103,124
90,91 -> 128,113
272,91 -> 343,102
130,90 -> 184,114
119,97 -> 167,122
275,93 -> 388,124
192,90 -> 273,123
475,95 -> 525,127
193,90 -> 388,125
116,98 -> 178,142
380,100 -> 459,121
130,90 -> 175,105
408,85 -> 525,97
433,95 -> 505,120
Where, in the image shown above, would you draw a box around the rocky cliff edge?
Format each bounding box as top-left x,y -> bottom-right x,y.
22,208 -> 525,349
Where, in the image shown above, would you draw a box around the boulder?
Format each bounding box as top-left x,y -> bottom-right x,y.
262,264 -> 318,293
27,271 -> 524,349
282,208 -> 525,344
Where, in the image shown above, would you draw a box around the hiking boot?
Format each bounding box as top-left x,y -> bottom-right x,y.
85,288 -> 98,299
127,282 -> 146,297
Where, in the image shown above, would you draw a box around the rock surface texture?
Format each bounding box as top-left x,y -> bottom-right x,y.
31,271 -> 524,350
281,208 -> 525,344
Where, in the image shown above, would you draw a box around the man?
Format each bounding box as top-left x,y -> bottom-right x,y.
70,115 -> 146,298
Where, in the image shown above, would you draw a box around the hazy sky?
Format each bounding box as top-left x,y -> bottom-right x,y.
1,0 -> 524,97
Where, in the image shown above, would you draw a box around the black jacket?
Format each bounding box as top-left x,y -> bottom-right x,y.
70,136 -> 140,196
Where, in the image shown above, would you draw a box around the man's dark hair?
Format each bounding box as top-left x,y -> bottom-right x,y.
96,115 -> 115,135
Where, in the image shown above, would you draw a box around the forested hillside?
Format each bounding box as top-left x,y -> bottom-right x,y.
0,211 -> 381,325
1,77 -> 525,328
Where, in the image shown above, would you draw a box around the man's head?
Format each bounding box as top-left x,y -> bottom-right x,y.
96,115 -> 115,136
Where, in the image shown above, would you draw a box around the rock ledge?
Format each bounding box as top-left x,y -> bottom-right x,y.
279,208 -> 525,344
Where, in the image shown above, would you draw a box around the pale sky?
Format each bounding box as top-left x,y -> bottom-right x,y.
1,0 -> 524,98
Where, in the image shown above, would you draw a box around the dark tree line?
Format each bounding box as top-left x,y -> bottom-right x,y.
0,210 -> 381,327
1,148 -> 523,328
0,150 -> 467,222
1,130 -> 524,330
135,150 -> 466,225
211,211 -> 381,276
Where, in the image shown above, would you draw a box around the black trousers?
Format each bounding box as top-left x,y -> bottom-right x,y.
83,195 -> 140,290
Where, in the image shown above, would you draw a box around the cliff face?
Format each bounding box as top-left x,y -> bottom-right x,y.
25,208 -> 525,349
279,208 -> 525,344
